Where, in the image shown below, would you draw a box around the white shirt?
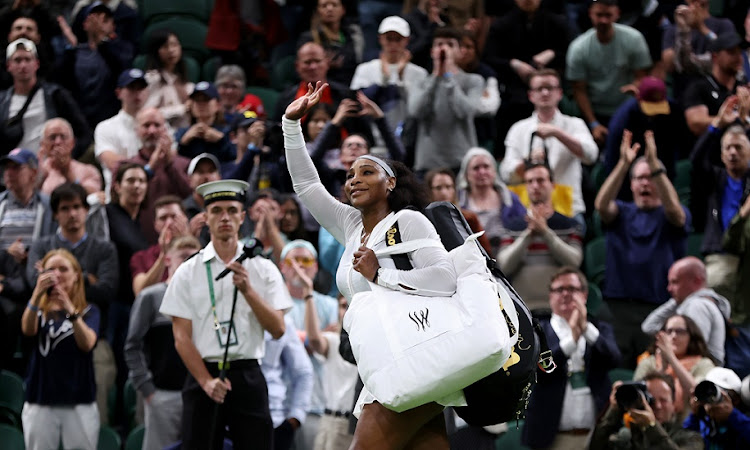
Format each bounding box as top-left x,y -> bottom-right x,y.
159,241 -> 293,361
550,313 -> 599,431
501,110 -> 598,216
10,89 -> 45,153
317,331 -> 359,412
94,109 -> 141,197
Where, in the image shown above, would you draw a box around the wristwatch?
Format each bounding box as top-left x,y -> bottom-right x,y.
67,311 -> 81,322
650,168 -> 666,178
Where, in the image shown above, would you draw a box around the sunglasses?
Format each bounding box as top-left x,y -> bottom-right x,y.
283,256 -> 316,268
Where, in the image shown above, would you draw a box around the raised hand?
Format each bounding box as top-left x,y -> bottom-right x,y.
356,91 -> 384,119
712,95 -> 739,129
644,130 -> 658,165
619,129 -> 641,165
285,82 -> 328,121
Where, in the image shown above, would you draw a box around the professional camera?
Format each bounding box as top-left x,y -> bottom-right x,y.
695,380 -> 725,404
615,381 -> 653,410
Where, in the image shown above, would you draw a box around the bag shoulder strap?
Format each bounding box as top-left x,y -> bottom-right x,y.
382,219 -> 413,270
9,83 -> 40,122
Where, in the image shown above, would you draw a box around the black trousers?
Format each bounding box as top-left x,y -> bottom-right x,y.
182,360 -> 273,450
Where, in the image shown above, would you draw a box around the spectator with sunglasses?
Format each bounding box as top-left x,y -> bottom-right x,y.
278,239 -> 339,450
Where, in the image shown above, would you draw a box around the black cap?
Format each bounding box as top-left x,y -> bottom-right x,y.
231,110 -> 260,131
85,1 -> 113,18
708,32 -> 742,53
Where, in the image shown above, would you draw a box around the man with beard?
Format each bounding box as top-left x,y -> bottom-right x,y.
594,129 -> 690,369
122,107 -> 191,244
566,0 -> 652,146
683,32 -> 744,136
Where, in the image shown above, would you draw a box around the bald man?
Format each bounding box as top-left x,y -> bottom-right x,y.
121,107 -> 192,244
641,256 -> 731,364
271,42 -> 355,123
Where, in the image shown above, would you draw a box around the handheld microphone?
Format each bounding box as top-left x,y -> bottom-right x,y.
214,239 -> 265,280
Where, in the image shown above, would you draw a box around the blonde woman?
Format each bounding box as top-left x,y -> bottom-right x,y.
21,249 -> 100,450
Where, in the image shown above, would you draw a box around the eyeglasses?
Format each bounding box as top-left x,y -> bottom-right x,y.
529,85 -> 560,93
550,286 -> 583,294
664,328 -> 689,336
283,256 -> 316,267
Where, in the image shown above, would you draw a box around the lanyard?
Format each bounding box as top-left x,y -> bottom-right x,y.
204,262 -> 221,331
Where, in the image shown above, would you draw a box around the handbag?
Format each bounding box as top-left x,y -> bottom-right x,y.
0,83 -> 40,156
343,210 -> 519,412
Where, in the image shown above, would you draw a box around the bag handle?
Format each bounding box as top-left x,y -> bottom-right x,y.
374,239 -> 443,257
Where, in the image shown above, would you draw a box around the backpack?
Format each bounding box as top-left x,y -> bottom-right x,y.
387,201 -> 556,425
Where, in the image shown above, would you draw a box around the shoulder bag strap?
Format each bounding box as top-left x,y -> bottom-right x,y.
8,83 -> 40,123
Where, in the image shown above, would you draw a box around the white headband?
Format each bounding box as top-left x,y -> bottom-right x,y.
357,155 -> 395,178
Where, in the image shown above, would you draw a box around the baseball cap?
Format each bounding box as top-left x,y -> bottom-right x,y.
706,367 -> 742,393
0,148 -> 38,167
6,38 -> 37,60
117,68 -> 147,89
708,32 -> 742,53
85,1 -> 113,18
237,94 -> 266,119
190,81 -> 219,100
187,153 -> 220,176
231,110 -> 260,132
378,16 -> 410,37
638,76 -> 670,116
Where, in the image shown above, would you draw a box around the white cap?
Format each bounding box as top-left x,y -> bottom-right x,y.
378,16 -> 410,37
196,180 -> 249,206
706,367 -> 742,392
6,38 -> 37,60
188,153 -> 220,176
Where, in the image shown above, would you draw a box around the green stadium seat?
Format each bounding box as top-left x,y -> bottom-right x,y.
125,424 -> 145,450
132,54 -> 200,83
495,420 -> 530,450
584,236 -> 606,287
609,368 -> 635,383
247,86 -> 280,119
143,18 -> 210,64
674,159 -> 692,208
141,0 -> 211,25
98,425 -> 122,450
587,283 -> 604,318
0,423 -> 24,450
201,56 -> 222,83
0,370 -> 24,429
270,55 -> 298,92
687,233 -> 704,260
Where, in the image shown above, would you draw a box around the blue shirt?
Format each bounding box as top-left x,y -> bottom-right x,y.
603,201 -> 690,304
722,176 -> 743,232
25,304 -> 100,405
288,292 -> 338,413
261,317 -> 313,428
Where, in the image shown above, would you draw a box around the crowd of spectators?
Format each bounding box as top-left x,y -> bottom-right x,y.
0,0 -> 750,449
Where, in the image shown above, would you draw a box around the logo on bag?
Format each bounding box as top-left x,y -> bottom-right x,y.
386,226 -> 398,246
409,308 -> 430,331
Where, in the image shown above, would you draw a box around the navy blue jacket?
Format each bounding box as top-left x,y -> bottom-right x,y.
522,317 -> 621,448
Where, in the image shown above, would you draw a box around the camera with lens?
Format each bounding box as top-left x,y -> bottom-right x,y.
695,380 -> 725,404
615,381 -> 654,410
